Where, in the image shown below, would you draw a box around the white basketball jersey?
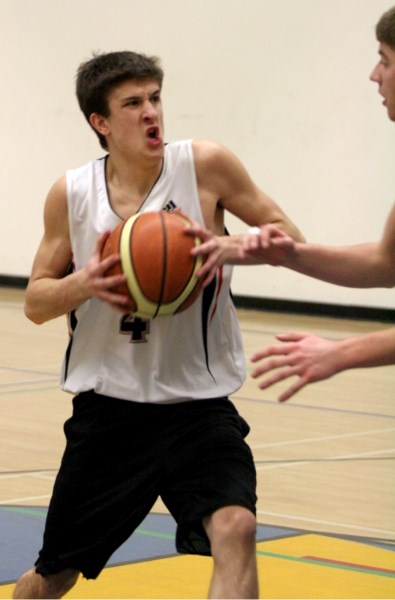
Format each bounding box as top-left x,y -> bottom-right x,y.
61,140 -> 246,403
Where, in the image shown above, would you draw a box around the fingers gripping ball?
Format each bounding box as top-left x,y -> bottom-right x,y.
101,211 -> 204,319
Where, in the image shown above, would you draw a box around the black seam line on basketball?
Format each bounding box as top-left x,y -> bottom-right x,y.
153,211 -> 167,318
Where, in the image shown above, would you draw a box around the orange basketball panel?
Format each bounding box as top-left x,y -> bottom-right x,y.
130,213 -> 166,303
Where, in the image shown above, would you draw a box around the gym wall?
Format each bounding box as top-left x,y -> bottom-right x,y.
1,0 -> 394,312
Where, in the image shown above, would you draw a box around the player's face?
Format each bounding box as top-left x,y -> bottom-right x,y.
97,79 -> 165,159
370,42 -> 395,121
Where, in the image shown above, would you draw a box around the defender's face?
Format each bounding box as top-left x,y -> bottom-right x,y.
370,42 -> 395,121
94,79 -> 165,159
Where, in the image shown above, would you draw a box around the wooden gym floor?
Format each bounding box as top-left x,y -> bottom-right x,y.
0,286 -> 394,599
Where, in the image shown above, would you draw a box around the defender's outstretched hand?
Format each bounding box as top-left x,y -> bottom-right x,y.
241,224 -> 296,264
250,332 -> 341,402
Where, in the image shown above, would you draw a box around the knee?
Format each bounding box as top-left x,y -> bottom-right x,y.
39,569 -> 79,598
205,506 -> 256,551
13,568 -> 79,599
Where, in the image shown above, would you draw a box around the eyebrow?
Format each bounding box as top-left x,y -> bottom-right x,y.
378,47 -> 390,61
120,87 -> 161,103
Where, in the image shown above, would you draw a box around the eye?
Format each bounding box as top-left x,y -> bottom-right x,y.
123,97 -> 141,108
379,53 -> 390,68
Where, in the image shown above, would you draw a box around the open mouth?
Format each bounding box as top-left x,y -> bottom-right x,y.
147,127 -> 160,140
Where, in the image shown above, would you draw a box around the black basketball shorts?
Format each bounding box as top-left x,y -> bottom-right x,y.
35,391 -> 257,579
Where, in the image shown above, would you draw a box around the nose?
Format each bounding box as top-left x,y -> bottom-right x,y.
142,99 -> 157,120
370,62 -> 380,83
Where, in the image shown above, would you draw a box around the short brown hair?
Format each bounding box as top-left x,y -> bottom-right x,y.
76,51 -> 164,150
376,6 -> 395,49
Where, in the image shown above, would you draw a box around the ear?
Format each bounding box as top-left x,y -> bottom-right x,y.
89,113 -> 109,136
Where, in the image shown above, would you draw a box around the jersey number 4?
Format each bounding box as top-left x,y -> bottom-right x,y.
120,314 -> 150,343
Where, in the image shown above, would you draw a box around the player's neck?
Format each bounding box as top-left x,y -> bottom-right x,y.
106,154 -> 163,196
105,154 -> 163,217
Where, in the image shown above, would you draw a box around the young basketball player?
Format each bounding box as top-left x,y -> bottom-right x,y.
12,51 -> 303,598
189,5 -> 395,402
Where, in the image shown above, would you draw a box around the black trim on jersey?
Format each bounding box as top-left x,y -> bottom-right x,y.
63,309 -> 78,382
200,227 -> 233,383
201,277 -> 217,383
62,261 -> 78,382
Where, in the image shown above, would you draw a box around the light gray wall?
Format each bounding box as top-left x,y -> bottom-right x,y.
1,0 -> 394,309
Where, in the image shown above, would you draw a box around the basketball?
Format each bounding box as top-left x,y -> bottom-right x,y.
101,211 -> 204,319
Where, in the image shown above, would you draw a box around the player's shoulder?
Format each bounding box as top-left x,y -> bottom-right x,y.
66,156 -> 104,181
192,139 -> 236,169
192,138 -> 226,156
42,175 -> 68,222
46,174 -> 67,200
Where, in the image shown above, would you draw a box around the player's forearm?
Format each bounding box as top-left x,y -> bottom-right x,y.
24,271 -> 91,324
333,328 -> 395,371
285,242 -> 395,288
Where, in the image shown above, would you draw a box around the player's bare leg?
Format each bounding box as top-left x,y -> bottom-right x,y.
13,567 -> 79,599
204,505 -> 258,599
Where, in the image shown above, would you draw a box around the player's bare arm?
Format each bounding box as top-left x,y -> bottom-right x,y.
376,203 -> 395,286
193,140 -> 304,239
188,141 -> 303,284
282,204 -> 395,289
24,177 -> 130,324
250,326 -> 395,402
